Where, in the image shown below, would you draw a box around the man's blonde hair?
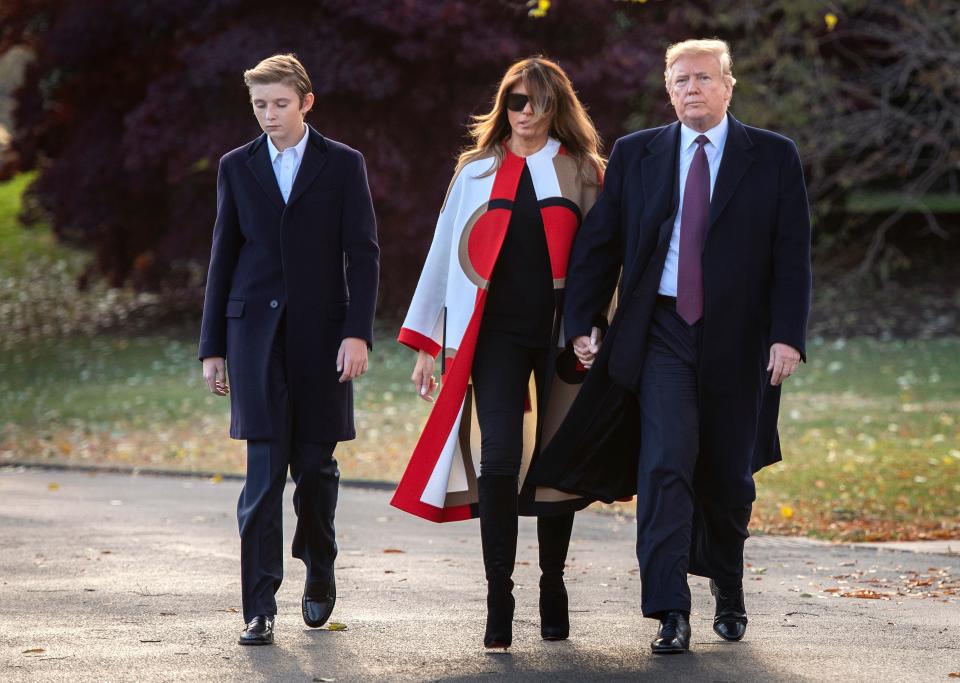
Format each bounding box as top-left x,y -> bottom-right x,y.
243,54 -> 312,105
664,39 -> 737,91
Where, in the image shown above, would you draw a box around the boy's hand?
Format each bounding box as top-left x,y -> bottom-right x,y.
202,357 -> 229,396
337,337 -> 369,383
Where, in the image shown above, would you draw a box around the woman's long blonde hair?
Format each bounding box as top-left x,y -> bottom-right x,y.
456,57 -> 605,183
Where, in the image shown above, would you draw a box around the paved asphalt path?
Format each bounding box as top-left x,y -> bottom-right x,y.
1,467 -> 958,682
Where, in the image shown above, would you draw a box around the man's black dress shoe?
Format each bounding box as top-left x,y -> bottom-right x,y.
303,576 -> 336,628
238,615 -> 274,646
650,611 -> 690,654
710,579 -> 748,641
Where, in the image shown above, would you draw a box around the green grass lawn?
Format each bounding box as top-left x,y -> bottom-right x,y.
0,327 -> 426,482
3,330 -> 958,540
754,337 -> 960,540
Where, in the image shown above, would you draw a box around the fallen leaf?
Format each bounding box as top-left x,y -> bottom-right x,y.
840,589 -> 889,599
210,474 -> 223,484
321,622 -> 348,631
383,548 -> 405,554
23,648 -> 45,654
780,505 -> 794,519
48,482 -> 59,491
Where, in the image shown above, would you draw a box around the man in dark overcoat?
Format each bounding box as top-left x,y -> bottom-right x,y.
198,54 -> 379,645
530,39 -> 811,653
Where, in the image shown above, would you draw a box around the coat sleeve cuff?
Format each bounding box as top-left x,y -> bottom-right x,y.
398,327 -> 441,358
198,341 -> 226,361
770,331 -> 807,363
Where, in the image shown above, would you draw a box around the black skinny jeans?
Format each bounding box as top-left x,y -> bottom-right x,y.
471,328 -> 550,479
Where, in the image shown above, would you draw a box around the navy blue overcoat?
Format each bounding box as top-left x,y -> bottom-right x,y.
199,125 -> 379,442
530,114 -> 811,505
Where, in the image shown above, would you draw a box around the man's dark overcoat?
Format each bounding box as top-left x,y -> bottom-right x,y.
532,114 -> 811,505
198,125 -> 380,443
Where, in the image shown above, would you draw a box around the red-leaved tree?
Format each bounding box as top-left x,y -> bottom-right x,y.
0,0 -> 676,313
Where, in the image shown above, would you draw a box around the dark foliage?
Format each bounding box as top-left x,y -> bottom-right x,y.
0,0 -> 676,313
672,0 -> 960,279
2,0 -> 957,314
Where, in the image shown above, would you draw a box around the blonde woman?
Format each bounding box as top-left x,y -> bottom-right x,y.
390,57 -> 606,649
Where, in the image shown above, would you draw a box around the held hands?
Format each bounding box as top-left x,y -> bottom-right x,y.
571,327 -> 603,369
411,350 -> 439,402
338,337 -> 369,383
202,357 -> 229,396
768,343 -> 801,386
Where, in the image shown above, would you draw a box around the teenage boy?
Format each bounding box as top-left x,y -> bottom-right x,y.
199,53 -> 379,646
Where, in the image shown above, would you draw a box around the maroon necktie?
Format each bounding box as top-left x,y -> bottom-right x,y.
677,134 -> 710,325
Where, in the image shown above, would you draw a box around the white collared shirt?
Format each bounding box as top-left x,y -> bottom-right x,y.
266,123 -> 309,203
658,114 -> 730,296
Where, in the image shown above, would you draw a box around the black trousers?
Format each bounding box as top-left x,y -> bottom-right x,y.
636,299 -> 752,618
471,328 -> 551,479
237,314 -> 340,623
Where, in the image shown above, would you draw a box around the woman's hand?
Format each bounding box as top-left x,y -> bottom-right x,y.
571,327 -> 602,369
411,350 -> 439,402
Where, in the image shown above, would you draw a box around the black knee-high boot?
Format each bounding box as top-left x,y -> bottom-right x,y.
538,511 -> 574,640
478,475 -> 519,649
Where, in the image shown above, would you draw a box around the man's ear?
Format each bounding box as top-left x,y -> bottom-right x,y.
301,92 -> 315,115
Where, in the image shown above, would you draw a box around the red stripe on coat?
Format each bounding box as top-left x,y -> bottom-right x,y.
540,205 -> 580,281
398,327 -> 441,358
390,289 -> 488,522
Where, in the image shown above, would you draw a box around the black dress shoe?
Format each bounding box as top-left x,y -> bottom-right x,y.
303,576 -> 336,628
710,579 -> 748,641
239,615 -> 274,646
650,611 -> 690,654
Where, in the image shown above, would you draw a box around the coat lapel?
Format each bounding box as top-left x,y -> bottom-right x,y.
640,122 -> 681,246
708,114 -> 754,228
245,135 -> 285,212
287,125 -> 329,207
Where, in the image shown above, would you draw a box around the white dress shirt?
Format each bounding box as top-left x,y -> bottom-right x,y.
658,114 -> 730,296
266,123 -> 309,203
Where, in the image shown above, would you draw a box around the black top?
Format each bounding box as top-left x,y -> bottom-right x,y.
482,164 -> 555,346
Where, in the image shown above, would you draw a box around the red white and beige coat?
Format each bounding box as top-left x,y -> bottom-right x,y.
391,137 -> 603,522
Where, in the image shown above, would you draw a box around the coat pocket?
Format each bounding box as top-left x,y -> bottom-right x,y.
327,301 -> 348,320
225,299 -> 245,318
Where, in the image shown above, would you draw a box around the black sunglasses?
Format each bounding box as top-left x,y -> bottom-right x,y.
505,93 -> 531,112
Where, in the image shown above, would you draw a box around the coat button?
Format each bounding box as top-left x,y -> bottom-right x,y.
269,299 -> 279,309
